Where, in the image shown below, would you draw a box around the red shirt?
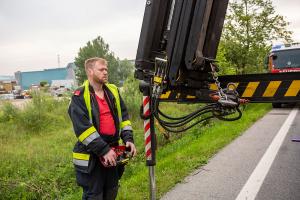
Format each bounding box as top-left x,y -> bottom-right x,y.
95,95 -> 116,135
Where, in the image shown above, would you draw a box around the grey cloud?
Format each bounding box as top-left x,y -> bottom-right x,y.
1,0 -> 299,75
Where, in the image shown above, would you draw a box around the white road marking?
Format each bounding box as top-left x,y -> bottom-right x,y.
235,107 -> 299,200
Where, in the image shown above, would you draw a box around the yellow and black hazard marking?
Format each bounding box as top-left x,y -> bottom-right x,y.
159,72 -> 300,103
238,80 -> 300,98
159,90 -> 200,102
220,73 -> 300,103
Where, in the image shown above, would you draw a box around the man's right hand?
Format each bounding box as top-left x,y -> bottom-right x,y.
102,149 -> 117,167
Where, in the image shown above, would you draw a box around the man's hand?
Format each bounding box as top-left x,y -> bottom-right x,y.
102,149 -> 117,167
126,142 -> 137,157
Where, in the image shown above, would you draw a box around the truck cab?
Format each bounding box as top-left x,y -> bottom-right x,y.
266,43 -> 300,73
264,43 -> 300,108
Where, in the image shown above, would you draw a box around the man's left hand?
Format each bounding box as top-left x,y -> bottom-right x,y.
125,142 -> 137,157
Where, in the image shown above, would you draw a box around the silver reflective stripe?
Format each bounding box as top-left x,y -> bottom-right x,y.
122,125 -> 133,131
82,131 -> 100,145
73,159 -> 89,167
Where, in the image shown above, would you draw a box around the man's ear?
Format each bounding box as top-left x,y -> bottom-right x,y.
86,67 -> 93,76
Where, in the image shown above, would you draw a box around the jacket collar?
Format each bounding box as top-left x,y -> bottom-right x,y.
87,81 -> 114,101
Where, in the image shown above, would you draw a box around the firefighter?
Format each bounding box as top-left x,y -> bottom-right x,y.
68,57 -> 137,200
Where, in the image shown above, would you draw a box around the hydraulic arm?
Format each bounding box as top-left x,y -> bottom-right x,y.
134,1 -> 300,199
135,0 -> 300,115
135,0 -> 248,134
135,0 -> 229,89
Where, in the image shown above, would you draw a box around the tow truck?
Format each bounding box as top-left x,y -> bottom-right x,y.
134,0 -> 300,199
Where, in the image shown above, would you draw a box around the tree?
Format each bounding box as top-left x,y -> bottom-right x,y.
121,75 -> 141,119
219,0 -> 292,74
39,81 -> 48,87
74,36 -> 133,85
118,59 -> 134,85
216,41 -> 235,75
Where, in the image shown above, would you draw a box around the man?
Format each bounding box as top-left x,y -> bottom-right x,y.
68,57 -> 137,200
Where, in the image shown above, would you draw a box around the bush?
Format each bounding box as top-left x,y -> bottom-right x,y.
121,75 -> 142,120
0,93 -> 76,199
0,101 -> 18,123
0,92 -> 70,135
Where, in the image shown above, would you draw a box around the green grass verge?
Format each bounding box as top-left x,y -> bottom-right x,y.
0,98 -> 271,199
117,103 -> 272,199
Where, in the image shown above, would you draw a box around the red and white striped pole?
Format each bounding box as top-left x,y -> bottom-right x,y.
143,94 -> 156,200
143,96 -> 152,161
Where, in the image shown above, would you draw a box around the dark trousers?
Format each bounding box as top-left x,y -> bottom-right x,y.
76,161 -> 123,200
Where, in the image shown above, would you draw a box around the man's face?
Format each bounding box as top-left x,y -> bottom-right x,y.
90,61 -> 108,84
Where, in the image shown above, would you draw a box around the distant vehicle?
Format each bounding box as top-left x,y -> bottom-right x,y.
30,85 -> 40,91
0,93 -> 14,100
52,87 -> 70,97
266,42 -> 300,73
13,90 -> 24,99
12,85 -> 23,99
21,90 -> 32,99
265,42 -> 300,108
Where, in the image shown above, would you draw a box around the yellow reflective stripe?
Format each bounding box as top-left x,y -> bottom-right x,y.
160,91 -> 171,99
73,152 -> 90,160
105,84 -> 121,120
83,81 -> 122,122
121,120 -> 132,129
78,126 -> 97,142
242,82 -> 260,97
285,80 -> 300,97
187,95 -> 196,99
263,81 -> 281,97
83,80 -> 92,120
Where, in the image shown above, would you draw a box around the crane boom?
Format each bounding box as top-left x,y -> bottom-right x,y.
134,0 -> 300,104
134,1 -> 300,199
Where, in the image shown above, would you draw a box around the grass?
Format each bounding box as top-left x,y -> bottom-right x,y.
117,103 -> 272,199
0,93 -> 272,199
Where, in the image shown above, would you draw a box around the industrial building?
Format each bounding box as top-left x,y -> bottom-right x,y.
14,63 -> 77,90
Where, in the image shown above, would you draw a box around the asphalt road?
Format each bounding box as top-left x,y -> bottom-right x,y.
161,105 -> 300,200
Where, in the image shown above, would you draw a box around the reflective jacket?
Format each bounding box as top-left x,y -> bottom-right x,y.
68,81 -> 133,173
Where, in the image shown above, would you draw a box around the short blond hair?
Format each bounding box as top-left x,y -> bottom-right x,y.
84,57 -> 108,73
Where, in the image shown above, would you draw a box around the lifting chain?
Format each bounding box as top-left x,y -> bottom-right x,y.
209,62 -> 241,108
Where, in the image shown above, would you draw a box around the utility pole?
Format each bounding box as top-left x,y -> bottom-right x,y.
57,54 -> 61,67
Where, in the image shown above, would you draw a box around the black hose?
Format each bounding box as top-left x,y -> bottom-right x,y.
140,94 -> 242,133
213,107 -> 242,121
155,109 -> 213,127
159,115 -> 215,133
157,103 -> 215,120
151,97 -> 217,132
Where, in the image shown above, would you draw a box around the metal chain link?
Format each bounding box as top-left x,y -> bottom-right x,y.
210,63 -> 225,96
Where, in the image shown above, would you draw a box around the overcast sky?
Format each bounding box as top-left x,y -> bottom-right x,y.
0,0 -> 299,76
